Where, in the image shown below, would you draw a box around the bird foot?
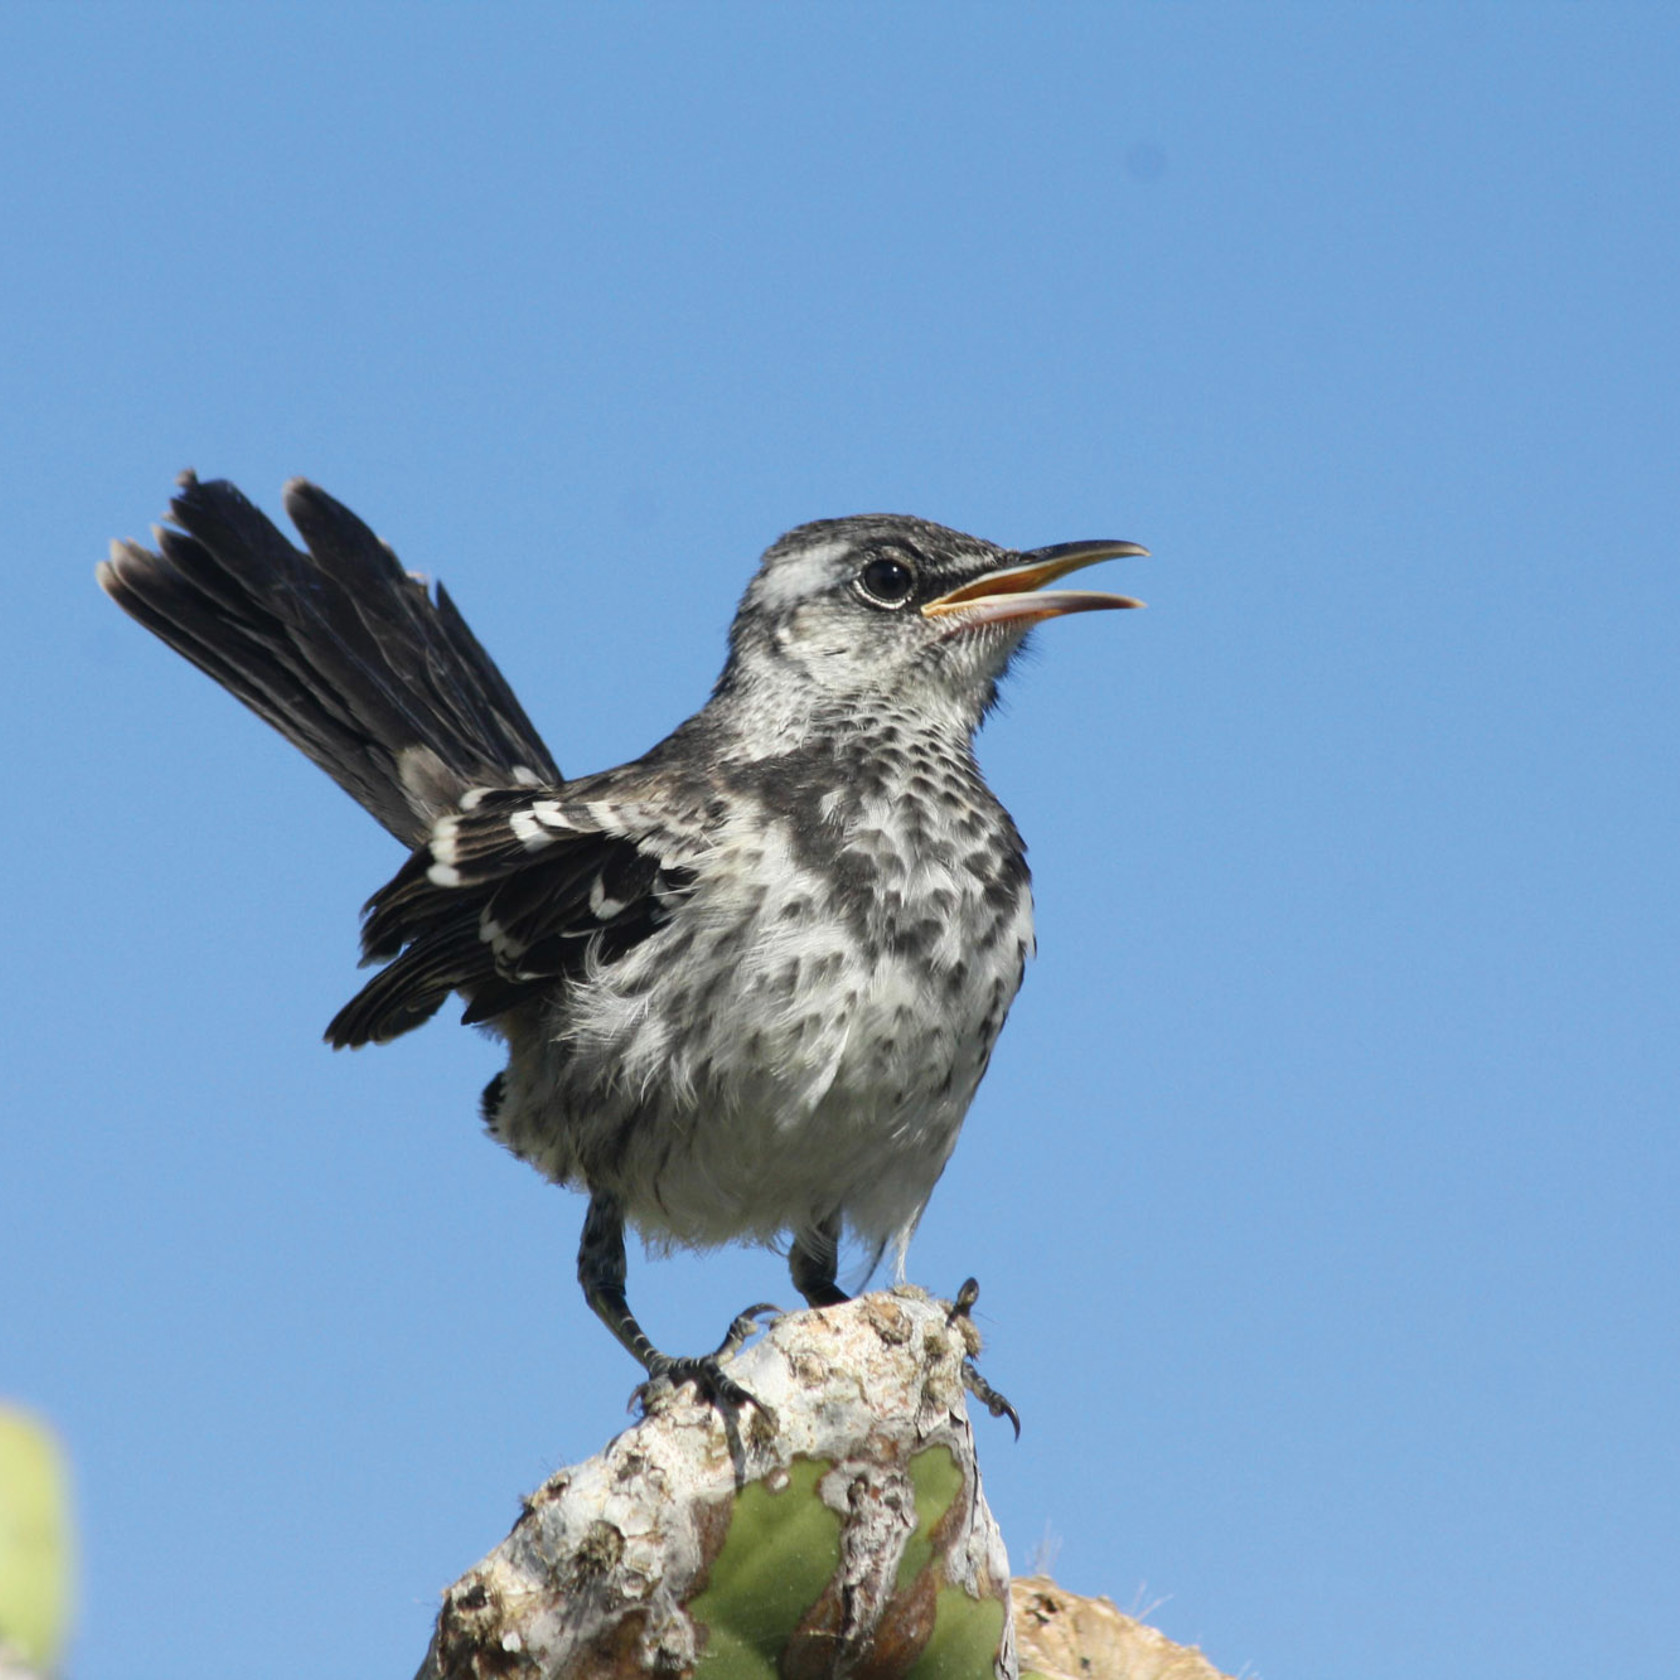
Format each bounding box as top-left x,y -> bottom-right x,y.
948,1276 -> 1022,1438
635,1302 -> 781,1426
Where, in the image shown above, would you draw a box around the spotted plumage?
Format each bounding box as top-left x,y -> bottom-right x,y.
99,473 -> 1144,1409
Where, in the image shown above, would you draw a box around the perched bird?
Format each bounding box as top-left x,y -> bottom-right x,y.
99,474 -> 1145,1411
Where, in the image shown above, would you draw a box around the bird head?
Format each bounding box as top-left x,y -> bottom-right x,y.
715,515 -> 1146,737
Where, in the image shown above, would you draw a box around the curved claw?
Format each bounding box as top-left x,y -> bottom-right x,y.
715,1302 -> 781,1359
948,1276 -> 1021,1438
643,1351 -> 777,1428
631,1299 -> 784,1427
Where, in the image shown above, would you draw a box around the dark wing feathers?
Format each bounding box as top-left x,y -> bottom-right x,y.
326,924 -> 485,1046
328,795 -> 695,1048
487,847 -> 668,978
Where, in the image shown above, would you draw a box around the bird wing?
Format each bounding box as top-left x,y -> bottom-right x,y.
328,785 -> 696,1047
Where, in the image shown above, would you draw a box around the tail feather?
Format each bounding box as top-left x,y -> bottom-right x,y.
97,473 -> 560,845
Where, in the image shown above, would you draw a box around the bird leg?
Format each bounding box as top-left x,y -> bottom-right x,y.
788,1213 -> 849,1308
577,1194 -> 778,1417
948,1276 -> 1021,1438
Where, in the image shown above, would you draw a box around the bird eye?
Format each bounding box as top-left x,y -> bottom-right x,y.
856,554 -> 917,608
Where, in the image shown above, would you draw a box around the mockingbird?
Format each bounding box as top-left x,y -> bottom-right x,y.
100,474 -> 1145,1415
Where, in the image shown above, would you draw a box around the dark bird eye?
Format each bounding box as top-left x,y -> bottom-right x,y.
856,555 -> 917,608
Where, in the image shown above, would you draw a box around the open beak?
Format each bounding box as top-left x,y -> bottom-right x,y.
921,538 -> 1148,628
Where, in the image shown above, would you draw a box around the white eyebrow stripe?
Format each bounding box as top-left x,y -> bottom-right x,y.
751,540 -> 850,611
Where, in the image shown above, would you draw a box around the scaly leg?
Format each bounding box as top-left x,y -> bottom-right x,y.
949,1277 -> 1021,1438
577,1194 -> 778,1418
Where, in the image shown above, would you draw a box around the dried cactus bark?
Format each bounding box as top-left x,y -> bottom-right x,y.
412,1289 -> 1016,1680
1013,1578 -> 1233,1680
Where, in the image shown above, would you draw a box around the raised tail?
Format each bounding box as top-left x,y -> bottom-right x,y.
98,473 -> 560,846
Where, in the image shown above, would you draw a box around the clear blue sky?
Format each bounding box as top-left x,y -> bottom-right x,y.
5,6 -> 1676,1676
